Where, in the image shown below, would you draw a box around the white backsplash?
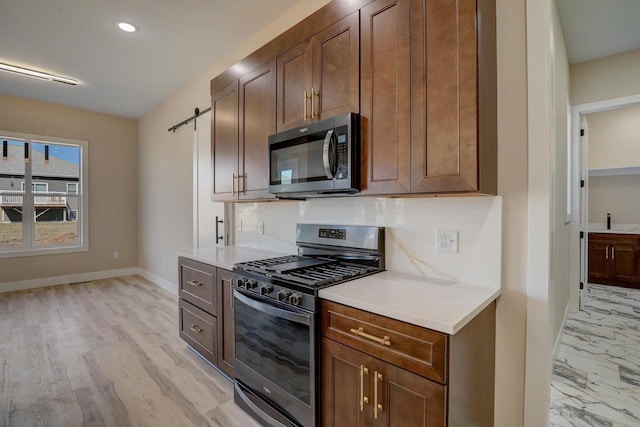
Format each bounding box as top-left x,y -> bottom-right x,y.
234,196 -> 502,289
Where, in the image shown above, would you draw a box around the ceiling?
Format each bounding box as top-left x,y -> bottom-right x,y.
557,0 -> 640,64
0,0 -> 300,118
3,1 -> 639,118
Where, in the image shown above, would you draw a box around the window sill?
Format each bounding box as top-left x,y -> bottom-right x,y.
0,244 -> 88,259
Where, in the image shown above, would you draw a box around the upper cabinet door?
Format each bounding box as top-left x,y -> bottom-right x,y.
276,41 -> 313,132
277,12 -> 360,132
410,0 -> 480,193
360,0 -> 412,194
212,81 -> 239,200
310,12 -> 360,121
239,60 -> 277,200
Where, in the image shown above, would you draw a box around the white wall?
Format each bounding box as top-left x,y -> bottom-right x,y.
589,175 -> 640,226
550,0 -> 572,350
0,95 -> 138,285
587,105 -> 640,170
571,48 -> 640,105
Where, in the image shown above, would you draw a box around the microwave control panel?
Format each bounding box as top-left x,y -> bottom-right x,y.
335,134 -> 349,180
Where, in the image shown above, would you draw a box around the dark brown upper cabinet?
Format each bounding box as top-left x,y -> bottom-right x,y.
212,61 -> 276,201
361,0 -> 497,195
276,12 -> 360,132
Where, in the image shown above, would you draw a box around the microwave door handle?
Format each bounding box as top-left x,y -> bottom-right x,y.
323,129 -> 335,179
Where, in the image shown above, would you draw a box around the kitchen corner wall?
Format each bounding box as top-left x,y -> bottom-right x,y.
234,197 -> 502,288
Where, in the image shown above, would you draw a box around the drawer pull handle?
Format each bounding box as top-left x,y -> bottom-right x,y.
374,371 -> 383,419
360,365 -> 369,411
350,327 -> 391,346
188,324 -> 203,334
187,280 -> 203,287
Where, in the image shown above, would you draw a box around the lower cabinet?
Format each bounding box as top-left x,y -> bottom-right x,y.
322,338 -> 445,427
321,300 -> 495,427
588,233 -> 640,288
178,256 -> 234,377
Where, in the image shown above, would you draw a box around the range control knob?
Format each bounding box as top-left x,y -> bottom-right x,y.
260,285 -> 274,295
236,278 -> 245,288
244,279 -> 258,290
289,293 -> 302,306
277,290 -> 291,302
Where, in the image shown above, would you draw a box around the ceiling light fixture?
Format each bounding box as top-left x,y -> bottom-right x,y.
0,63 -> 78,85
116,21 -> 137,33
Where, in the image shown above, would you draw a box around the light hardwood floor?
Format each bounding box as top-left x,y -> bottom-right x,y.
0,275 -> 261,427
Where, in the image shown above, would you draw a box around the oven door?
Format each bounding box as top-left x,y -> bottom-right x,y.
234,289 -> 315,427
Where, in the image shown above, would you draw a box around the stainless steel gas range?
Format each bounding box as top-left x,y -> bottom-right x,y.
232,224 -> 385,427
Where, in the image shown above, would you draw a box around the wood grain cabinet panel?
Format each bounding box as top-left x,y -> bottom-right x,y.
179,257 -> 217,316
239,60 -> 277,200
212,81 -> 239,200
217,268 -> 235,377
374,359 -> 446,427
360,0 -> 411,194
178,257 -> 235,377
322,300 -> 496,427
588,233 -> 640,288
362,0 -> 496,195
277,12 -> 359,132
322,300 -> 447,384
179,298 -> 217,365
322,338 -> 374,427
410,0 -> 479,193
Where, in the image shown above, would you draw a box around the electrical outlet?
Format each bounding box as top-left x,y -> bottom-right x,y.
112,251 -> 119,260
258,221 -> 264,235
236,220 -> 243,232
435,230 -> 458,253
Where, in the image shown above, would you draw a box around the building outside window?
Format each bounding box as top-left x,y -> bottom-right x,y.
0,131 -> 88,257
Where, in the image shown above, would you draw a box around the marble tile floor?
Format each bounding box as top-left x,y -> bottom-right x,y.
550,284 -> 640,426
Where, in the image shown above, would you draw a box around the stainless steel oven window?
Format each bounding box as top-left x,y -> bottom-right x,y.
234,291 -> 312,405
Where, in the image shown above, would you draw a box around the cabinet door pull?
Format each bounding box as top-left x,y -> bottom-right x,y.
304,90 -> 310,120
312,88 -> 320,118
239,173 -> 246,195
612,246 -> 615,260
232,173 -> 237,195
187,280 -> 202,287
350,327 -> 391,346
188,324 -> 203,334
374,371 -> 383,419
359,365 -> 369,411
606,246 -> 609,260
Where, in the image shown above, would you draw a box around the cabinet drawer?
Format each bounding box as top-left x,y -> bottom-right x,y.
179,257 -> 216,315
179,298 -> 217,365
321,300 -> 448,384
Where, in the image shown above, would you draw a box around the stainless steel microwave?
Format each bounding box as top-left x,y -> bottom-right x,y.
268,113 -> 360,198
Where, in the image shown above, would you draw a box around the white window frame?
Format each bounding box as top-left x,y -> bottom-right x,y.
67,182 -> 78,195
0,130 -> 89,258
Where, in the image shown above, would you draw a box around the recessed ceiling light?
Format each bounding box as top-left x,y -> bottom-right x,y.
116,21 -> 137,33
0,63 -> 78,85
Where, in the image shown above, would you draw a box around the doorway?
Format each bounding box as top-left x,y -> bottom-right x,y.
572,93 -> 640,310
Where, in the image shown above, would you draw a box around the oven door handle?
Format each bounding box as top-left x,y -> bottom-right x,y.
234,290 -> 312,326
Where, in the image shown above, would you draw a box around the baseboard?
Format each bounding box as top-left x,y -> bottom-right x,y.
0,267 -> 140,293
552,303 -> 570,361
136,268 -> 178,296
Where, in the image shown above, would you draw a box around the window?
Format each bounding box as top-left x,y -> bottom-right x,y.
0,131 -> 88,257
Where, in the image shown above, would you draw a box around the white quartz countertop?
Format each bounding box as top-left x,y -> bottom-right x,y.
319,271 -> 501,335
177,246 -> 290,271
588,229 -> 640,235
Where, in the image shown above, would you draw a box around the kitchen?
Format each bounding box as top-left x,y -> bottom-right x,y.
0,0 -> 613,425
